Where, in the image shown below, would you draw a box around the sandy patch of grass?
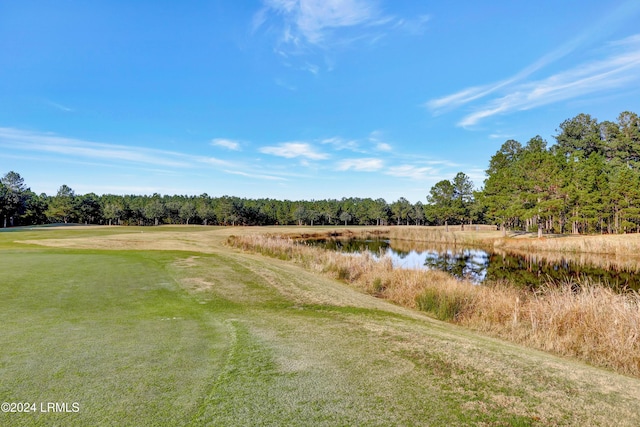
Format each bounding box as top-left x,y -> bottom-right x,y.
17,228 -> 230,252
172,255 -> 201,267
181,277 -> 217,293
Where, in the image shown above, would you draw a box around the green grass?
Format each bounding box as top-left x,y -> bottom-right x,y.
415,288 -> 468,321
1,226 -> 640,425
0,248 -> 228,426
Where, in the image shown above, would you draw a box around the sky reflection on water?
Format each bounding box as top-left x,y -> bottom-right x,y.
305,238 -> 640,291
383,247 -> 490,283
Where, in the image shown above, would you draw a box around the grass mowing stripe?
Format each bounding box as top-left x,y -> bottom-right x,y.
176,253 -> 534,426
0,249 -> 229,426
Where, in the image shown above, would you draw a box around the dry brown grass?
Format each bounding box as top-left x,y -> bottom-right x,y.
386,226 -> 640,259
229,232 -> 640,378
387,225 -> 498,247
494,232 -> 640,255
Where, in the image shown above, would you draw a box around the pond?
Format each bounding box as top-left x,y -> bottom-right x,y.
305,238 -> 640,291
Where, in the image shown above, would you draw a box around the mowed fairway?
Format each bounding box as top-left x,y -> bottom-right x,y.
2,227 -> 640,426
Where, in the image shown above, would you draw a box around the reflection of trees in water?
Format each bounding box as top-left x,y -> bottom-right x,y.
485,253 -> 640,291
309,237 -> 390,254
423,249 -> 488,283
306,237 -> 640,292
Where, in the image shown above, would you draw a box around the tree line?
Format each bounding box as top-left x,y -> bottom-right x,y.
0,176 -> 436,228
2,111 -> 639,234
0,168 -> 475,228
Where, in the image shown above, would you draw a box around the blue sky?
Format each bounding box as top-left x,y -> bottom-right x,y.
1,0 -> 640,202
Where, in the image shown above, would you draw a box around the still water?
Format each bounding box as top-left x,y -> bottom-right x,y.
305,238 -> 640,291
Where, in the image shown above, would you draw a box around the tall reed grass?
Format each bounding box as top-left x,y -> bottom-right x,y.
494,232 -> 640,256
388,225 -> 640,258
228,233 -> 640,378
388,225 -> 497,247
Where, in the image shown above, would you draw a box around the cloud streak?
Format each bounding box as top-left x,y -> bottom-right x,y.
254,0 -> 399,63
426,33 -> 640,127
426,0 -> 640,127
211,138 -> 241,151
44,99 -> 75,112
385,164 -> 438,180
337,158 -> 383,171
0,127 -> 232,170
260,141 -> 329,159
321,136 -> 361,151
393,15 -> 430,36
425,23 -> 605,115
458,35 -> 640,126
258,0 -> 384,46
223,170 -> 287,181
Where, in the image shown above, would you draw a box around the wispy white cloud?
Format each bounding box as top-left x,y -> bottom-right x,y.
320,133 -> 395,153
223,170 -> 287,181
211,138 -> 241,151
321,136 -> 360,151
385,164 -> 438,180
426,85 -> 500,114
609,33 -> 640,48
367,130 -> 393,152
425,36 -> 591,115
261,0 -> 383,45
254,0 -> 395,62
426,0 -> 640,123
260,141 -> 329,160
44,99 -> 74,112
254,1 -> 432,74
425,1 -> 638,116
0,127 -> 232,170
1,152 -> 179,176
489,132 -> 515,140
251,6 -> 269,33
275,78 -> 297,91
423,159 -> 461,168
392,14 -> 430,36
302,62 -> 320,74
458,36 -> 640,127
425,0 -> 640,129
375,142 -> 392,151
336,158 -> 383,171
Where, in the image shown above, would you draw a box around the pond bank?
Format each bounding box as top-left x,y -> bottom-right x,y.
229,229 -> 640,378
